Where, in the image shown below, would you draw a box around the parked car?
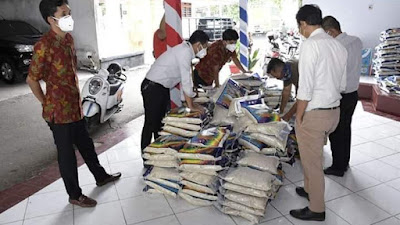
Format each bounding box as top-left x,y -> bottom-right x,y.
0,20 -> 42,84
197,17 -> 234,41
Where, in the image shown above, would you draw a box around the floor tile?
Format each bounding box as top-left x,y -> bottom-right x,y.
131,215 -> 180,225
373,217 -> 400,225
295,177 -> 352,202
282,161 -> 304,183
352,142 -> 396,159
34,179 -> 65,195
355,127 -> 394,141
176,206 -> 236,225
374,124 -> 400,136
121,195 -> 173,224
260,216 -> 293,225
352,117 -> 383,130
25,190 -> 72,219
367,114 -> 397,124
165,196 -> 203,214
374,138 -> 400,152
349,150 -> 375,166
231,204 -> 282,225
326,194 -> 390,225
23,211 -> 73,225
286,208 -> 350,225
78,165 -> 111,187
0,199 -> 27,224
74,201 -> 125,225
329,168 -> 381,192
109,160 -> 145,179
386,178 -> 400,192
106,144 -> 142,164
2,221 -> 23,225
115,176 -> 145,200
351,135 -> 369,146
270,184 -> 309,215
380,153 -> 400,169
358,184 -> 400,215
77,183 -> 119,207
354,160 -> 400,182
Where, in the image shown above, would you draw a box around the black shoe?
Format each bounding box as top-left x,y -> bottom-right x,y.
324,166 -> 345,177
295,187 -> 309,200
96,172 -> 122,186
290,207 -> 325,221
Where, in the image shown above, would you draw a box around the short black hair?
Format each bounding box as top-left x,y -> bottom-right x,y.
296,4 -> 322,26
39,0 -> 69,24
267,58 -> 285,74
223,29 -> 239,41
322,16 -> 341,32
189,30 -> 209,45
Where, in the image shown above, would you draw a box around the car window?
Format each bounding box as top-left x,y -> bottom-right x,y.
0,21 -> 41,37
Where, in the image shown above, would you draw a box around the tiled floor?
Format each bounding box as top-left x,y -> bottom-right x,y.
1,103 -> 400,225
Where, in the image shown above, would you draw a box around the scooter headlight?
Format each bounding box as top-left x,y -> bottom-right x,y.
89,78 -> 103,95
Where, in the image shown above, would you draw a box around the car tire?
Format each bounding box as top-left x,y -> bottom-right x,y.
0,60 -> 24,84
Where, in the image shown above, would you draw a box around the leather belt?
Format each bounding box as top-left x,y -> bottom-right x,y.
313,106 -> 339,111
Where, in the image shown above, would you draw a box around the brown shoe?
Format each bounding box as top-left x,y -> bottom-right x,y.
96,172 -> 122,187
69,195 -> 97,207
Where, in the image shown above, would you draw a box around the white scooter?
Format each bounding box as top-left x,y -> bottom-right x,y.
81,63 -> 127,126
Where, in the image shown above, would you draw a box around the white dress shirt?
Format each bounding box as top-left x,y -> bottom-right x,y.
146,41 -> 196,98
297,28 -> 348,111
336,32 -> 363,93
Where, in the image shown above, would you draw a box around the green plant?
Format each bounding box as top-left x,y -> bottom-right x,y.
248,48 -> 260,71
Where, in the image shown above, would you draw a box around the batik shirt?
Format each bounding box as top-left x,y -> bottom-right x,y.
28,30 -> 83,124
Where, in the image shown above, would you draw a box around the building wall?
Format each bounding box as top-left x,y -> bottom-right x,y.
303,0 -> 400,49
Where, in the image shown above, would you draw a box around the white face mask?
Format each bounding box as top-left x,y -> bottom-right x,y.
53,15 -> 74,32
226,44 -> 236,52
196,45 -> 207,59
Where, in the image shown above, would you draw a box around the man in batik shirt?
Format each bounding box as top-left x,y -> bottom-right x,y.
27,0 -> 121,208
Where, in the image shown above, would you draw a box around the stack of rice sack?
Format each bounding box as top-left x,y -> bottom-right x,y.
231,73 -> 265,92
374,28 -> 400,78
215,155 -> 283,224
160,106 -> 208,138
264,88 -> 283,109
142,135 -> 189,197
177,127 -> 231,206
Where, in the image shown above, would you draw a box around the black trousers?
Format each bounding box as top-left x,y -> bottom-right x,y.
48,119 -> 108,200
193,69 -> 209,87
141,78 -> 170,151
329,91 -> 358,171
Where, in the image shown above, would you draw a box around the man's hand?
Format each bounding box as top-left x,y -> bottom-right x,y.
282,113 -> 291,122
189,103 -> 204,113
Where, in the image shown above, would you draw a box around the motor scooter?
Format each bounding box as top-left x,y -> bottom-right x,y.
81,63 -> 127,126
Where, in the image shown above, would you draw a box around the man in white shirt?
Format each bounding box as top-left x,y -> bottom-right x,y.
290,5 -> 347,221
322,16 -> 362,177
141,30 -> 209,152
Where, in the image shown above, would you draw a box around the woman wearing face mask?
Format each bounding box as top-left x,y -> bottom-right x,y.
194,29 -> 251,87
140,30 -> 209,153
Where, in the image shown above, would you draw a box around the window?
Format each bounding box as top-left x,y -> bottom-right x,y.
182,2 -> 192,17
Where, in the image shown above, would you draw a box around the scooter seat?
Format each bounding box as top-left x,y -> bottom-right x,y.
109,82 -> 122,96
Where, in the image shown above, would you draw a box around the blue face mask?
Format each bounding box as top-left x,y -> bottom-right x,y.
281,63 -> 292,81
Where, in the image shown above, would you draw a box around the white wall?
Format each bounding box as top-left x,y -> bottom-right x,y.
0,0 -> 100,67
303,0 -> 400,49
